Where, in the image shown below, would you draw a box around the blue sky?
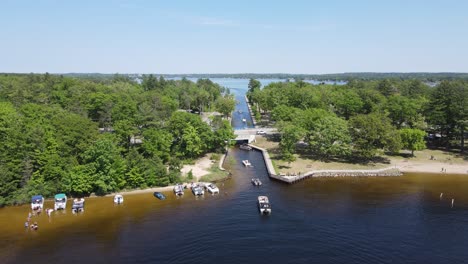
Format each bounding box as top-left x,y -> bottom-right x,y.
1,0 -> 467,74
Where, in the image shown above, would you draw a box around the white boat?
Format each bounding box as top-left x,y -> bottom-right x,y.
174,184 -> 184,196
258,196 -> 271,214
191,184 -> 204,196
31,195 -> 44,211
114,194 -> 124,204
239,144 -> 252,151
251,178 -> 262,186
242,160 -> 252,167
72,198 -> 85,213
54,193 -> 67,210
205,183 -> 219,194
242,118 -> 246,123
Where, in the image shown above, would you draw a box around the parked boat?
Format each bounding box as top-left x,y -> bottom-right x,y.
239,144 -> 252,151
205,183 -> 219,194
242,160 -> 252,167
31,195 -> 44,211
258,196 -> 271,214
54,193 -> 67,210
173,184 -> 184,196
251,178 -> 262,186
192,184 -> 204,196
114,194 -> 124,204
153,192 -> 166,200
72,198 -> 85,213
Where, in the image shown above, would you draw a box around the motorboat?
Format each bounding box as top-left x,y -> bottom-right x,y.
72,198 -> 85,213
191,184 -> 204,196
205,183 -> 219,194
114,194 -> 124,204
251,178 -> 262,186
242,118 -> 247,123
31,195 -> 44,211
173,184 -> 184,196
54,193 -> 67,210
242,160 -> 252,167
258,196 -> 271,214
239,144 -> 252,151
153,192 -> 166,200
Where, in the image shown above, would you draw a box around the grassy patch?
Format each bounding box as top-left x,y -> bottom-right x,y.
199,167 -> 230,182
253,135 -> 467,173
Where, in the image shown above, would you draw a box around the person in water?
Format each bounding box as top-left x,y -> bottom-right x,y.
24,221 -> 29,229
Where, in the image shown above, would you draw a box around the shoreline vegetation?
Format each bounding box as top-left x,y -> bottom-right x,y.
1,73 -> 467,207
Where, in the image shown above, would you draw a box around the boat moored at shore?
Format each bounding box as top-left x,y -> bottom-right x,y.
258,196 -> 271,214
192,184 -> 205,196
174,184 -> 184,196
153,192 -> 166,200
72,198 -> 85,213
31,195 -> 44,211
54,193 -> 67,210
205,183 -> 219,194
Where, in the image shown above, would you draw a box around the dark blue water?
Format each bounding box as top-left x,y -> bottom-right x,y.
6,148 -> 468,264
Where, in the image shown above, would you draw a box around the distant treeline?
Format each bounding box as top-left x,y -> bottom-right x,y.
47,72 -> 468,82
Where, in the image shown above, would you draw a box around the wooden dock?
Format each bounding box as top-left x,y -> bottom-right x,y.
249,144 -> 402,184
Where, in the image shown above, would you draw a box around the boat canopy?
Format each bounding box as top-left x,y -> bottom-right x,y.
54,193 -> 67,199
31,195 -> 43,202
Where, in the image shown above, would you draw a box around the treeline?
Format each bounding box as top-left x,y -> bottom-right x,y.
55,72 -> 468,82
164,72 -> 468,81
0,73 -> 235,206
247,78 -> 467,162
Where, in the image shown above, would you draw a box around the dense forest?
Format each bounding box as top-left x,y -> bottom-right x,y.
0,73 -> 236,206
247,78 -> 467,163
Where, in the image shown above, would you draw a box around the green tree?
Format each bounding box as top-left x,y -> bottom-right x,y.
349,113 -> 401,158
248,78 -> 261,93
399,128 -> 426,156
214,96 -> 236,118
278,122 -> 305,159
82,136 -> 127,195
307,116 -> 351,159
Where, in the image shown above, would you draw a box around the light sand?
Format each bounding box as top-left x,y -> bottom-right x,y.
180,155 -> 214,180
392,159 -> 468,175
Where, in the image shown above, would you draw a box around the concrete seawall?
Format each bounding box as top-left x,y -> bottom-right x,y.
249,144 -> 402,184
245,95 -> 257,127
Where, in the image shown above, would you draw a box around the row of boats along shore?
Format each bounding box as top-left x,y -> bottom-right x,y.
28,144 -> 273,217
30,183 -> 270,216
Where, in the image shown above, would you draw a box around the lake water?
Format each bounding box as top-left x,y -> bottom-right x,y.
1,148 -> 468,264
1,78 -> 467,263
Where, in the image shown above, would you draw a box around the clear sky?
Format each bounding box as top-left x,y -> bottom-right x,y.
1,0 -> 468,74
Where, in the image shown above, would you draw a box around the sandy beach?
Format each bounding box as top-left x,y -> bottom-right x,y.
393,159 -> 468,175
